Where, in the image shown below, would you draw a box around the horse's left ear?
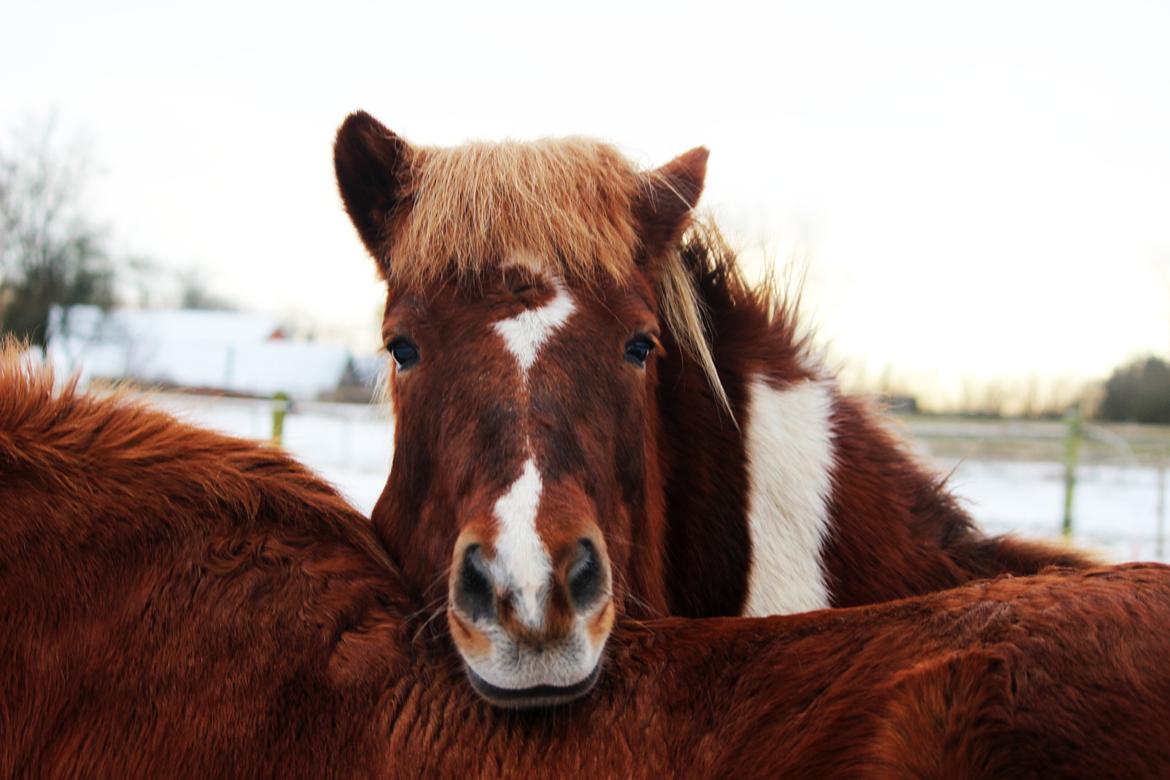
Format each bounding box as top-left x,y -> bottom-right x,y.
334,111 -> 413,276
635,147 -> 709,260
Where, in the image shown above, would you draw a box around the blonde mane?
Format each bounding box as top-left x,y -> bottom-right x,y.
386,137 -> 731,413
390,138 -> 640,285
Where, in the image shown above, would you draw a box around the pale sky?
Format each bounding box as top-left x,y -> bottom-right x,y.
3,0 -> 1168,406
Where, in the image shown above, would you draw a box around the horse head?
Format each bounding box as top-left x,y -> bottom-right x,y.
333,111 -> 716,708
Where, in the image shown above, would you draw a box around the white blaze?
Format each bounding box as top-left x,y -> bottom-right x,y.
491,458 -> 551,628
742,377 -> 837,616
493,280 -> 577,374
488,276 -> 577,629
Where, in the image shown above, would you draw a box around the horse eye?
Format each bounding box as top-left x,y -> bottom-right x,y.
388,338 -> 420,370
624,335 -> 656,367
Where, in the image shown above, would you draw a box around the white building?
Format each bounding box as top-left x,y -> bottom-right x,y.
47,305 -> 355,399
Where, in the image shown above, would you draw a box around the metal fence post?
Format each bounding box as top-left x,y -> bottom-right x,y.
271,392 -> 289,446
1061,406 -> 1082,539
1158,456 -> 1167,562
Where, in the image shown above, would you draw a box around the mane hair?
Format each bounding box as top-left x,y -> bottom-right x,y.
390,138 -> 641,286
7,350 -> 1170,775
654,228 -> 1098,616
669,219 -> 816,417
676,219 -> 814,362
373,136 -> 728,412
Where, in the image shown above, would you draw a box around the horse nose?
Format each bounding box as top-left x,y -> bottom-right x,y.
453,537 -> 608,630
564,539 -> 605,611
454,543 -> 496,621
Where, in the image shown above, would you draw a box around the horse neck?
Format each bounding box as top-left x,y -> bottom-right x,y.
620,407 -> 672,619
656,259 -> 990,617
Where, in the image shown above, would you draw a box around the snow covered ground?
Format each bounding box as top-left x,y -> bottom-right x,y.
947,460 -> 1167,563
143,393 -> 1170,564
146,393 -> 395,515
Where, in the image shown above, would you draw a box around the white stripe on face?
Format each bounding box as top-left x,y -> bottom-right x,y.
742,377 -> 837,617
493,279 -> 577,375
491,457 -> 551,628
486,274 -> 577,628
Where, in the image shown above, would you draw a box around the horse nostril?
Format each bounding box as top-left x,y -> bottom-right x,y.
455,544 -> 495,621
567,539 -> 604,610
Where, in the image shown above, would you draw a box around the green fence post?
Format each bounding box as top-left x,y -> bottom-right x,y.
271,392 -> 289,446
1061,405 -> 1082,540
1157,455 -> 1167,562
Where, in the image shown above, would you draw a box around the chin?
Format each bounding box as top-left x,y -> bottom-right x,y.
465,662 -> 603,710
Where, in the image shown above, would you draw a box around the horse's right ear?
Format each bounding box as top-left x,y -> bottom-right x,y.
634,147 -> 709,261
334,111 -> 411,275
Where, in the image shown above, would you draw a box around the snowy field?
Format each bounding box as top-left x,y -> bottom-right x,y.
144,393 -> 1170,565
948,460 -> 1167,563
146,393 -> 395,516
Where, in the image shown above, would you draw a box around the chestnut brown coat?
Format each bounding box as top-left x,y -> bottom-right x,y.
2,357 -> 1168,778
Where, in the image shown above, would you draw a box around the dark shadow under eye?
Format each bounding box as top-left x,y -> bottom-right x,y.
388,338 -> 420,370
624,335 -> 655,367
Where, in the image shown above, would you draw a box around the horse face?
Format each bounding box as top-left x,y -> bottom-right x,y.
334,110 -> 707,708
379,269 -> 661,707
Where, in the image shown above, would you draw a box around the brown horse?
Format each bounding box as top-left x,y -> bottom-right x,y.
3,350 -> 1170,777
332,111 -> 1092,704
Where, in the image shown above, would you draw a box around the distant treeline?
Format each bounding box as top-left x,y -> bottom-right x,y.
1097,356 -> 1170,425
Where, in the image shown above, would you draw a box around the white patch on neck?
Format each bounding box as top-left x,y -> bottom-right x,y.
491,457 -> 552,628
742,377 -> 837,616
493,279 -> 576,374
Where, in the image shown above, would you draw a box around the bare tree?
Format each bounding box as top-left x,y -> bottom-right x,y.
0,118 -> 114,348
175,265 -> 236,311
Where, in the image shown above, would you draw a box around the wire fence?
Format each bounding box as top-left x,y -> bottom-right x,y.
135,391 -> 1170,564
898,413 -> 1170,563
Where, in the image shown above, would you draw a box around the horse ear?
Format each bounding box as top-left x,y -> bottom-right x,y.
635,147 -> 709,260
334,111 -> 412,275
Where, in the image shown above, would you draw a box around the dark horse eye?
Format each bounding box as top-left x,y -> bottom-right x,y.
388,338 -> 420,370
624,335 -> 656,367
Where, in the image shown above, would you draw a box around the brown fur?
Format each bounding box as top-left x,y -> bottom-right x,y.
335,111 -> 725,409
3,357 -> 1170,776
370,272 -> 670,617
334,113 -> 1095,632
658,230 -> 1096,616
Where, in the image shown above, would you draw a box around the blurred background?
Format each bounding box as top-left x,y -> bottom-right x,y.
2,1 -> 1168,559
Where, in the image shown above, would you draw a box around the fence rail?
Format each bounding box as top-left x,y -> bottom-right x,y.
898,413 -> 1170,562
128,391 -> 1170,564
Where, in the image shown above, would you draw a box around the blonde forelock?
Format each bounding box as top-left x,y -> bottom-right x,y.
386,138 -> 642,288
382,136 -> 732,417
